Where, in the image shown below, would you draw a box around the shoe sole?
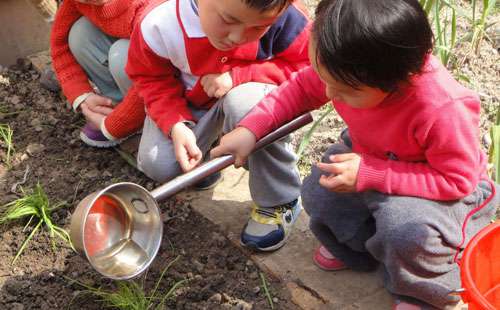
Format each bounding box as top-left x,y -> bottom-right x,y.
241,204 -> 302,252
80,132 -> 121,148
312,256 -> 348,271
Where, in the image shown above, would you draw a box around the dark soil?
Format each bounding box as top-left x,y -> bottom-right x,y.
0,65 -> 297,310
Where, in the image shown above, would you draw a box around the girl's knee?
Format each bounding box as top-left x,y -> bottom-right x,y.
108,40 -> 130,82
68,18 -> 95,58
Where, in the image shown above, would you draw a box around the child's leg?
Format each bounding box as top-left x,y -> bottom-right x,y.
68,17 -> 122,102
302,143 -> 378,271
365,181 -> 499,309
216,82 -> 301,251
137,106 -> 222,182
219,82 -> 301,206
108,39 -> 132,95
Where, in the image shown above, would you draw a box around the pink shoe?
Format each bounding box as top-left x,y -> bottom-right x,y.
313,246 -> 348,271
393,300 -> 422,310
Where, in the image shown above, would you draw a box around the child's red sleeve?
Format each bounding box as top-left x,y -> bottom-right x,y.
126,23 -> 194,137
50,0 -> 94,104
239,66 -> 328,139
357,97 -> 485,200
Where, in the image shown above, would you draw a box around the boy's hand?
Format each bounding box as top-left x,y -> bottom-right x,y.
171,122 -> 203,172
210,127 -> 256,168
200,72 -> 233,98
316,153 -> 361,193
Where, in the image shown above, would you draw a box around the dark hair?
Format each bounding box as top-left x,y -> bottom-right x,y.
242,0 -> 292,12
313,0 -> 433,92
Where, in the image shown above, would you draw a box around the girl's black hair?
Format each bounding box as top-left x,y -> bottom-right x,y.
313,0 -> 433,92
243,0 -> 292,12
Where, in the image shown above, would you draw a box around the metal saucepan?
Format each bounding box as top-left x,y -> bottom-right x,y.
70,113 -> 313,279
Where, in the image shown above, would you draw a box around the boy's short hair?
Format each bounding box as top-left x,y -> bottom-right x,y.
313,0 -> 433,92
243,0 -> 292,12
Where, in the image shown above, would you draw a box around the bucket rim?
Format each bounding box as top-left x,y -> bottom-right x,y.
461,221 -> 500,310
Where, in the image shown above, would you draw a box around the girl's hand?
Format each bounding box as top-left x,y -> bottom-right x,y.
316,153 -> 361,193
200,72 -> 233,98
81,104 -> 107,129
171,122 -> 203,172
210,127 -> 257,168
81,93 -> 114,112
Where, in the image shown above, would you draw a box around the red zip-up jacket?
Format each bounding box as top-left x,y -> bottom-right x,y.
126,0 -> 311,136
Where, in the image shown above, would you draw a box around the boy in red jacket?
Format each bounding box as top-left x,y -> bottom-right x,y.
127,0 -> 311,251
51,0 -> 148,147
211,0 -> 499,308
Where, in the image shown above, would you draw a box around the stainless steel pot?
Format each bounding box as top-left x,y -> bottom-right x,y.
70,113 -> 313,279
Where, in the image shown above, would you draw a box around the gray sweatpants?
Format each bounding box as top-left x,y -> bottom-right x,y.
302,143 -> 500,309
68,17 -> 131,103
137,82 -> 301,207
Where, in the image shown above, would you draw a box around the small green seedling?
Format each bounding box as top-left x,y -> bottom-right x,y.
0,123 -> 14,167
489,109 -> 500,182
0,183 -> 74,263
259,272 -> 274,310
67,256 -> 187,310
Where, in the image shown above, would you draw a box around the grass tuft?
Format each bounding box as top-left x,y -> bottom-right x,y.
259,272 -> 274,310
0,183 -> 74,263
0,123 -> 14,168
67,256 -> 187,310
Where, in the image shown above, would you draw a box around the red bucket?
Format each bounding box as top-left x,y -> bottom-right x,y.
461,221 -> 500,310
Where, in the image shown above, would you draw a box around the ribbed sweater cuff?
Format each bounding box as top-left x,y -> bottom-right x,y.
101,117 -> 117,141
356,155 -> 388,192
238,116 -> 270,140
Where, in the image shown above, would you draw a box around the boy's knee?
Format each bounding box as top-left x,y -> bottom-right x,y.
222,82 -> 276,127
137,148 -> 179,183
108,40 -> 130,82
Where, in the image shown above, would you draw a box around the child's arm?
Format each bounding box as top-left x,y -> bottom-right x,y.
357,98 -> 484,200
239,66 -> 328,139
126,23 -> 194,137
50,0 -> 94,106
230,5 -> 311,87
211,66 -> 328,164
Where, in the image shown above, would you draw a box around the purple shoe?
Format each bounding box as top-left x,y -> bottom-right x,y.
79,123 -> 121,148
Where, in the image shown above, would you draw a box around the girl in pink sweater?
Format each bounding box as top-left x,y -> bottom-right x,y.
211,0 -> 499,308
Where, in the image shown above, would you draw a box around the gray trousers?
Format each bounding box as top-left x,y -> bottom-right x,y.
68,17 -> 131,102
137,82 -> 301,207
302,143 -> 500,309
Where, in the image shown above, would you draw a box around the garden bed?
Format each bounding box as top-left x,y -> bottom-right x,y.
0,65 -> 297,309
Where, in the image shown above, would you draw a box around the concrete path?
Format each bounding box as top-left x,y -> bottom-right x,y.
179,167 -> 393,310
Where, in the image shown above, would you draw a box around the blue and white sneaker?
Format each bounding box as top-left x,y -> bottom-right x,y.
241,199 -> 302,252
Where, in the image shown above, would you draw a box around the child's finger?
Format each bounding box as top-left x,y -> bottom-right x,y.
210,145 -> 228,159
214,88 -> 227,98
88,105 -> 113,115
317,162 -> 342,175
330,153 -> 355,163
175,145 -> 191,172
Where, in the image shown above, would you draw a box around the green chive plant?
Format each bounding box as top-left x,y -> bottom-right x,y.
0,124 -> 14,168
67,256 -> 187,310
259,272 -> 275,310
420,0 -> 458,66
489,109 -> 500,182
470,0 -> 497,53
0,183 -> 73,263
